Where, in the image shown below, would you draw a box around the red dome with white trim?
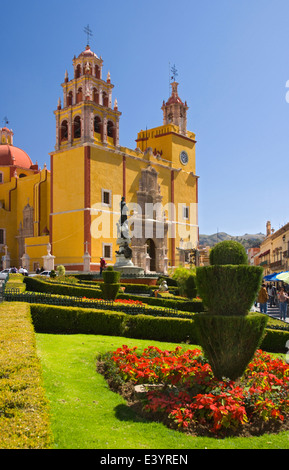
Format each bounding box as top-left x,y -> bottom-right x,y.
0,127 -> 34,169
0,145 -> 33,169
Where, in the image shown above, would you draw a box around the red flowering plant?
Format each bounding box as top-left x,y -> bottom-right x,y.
99,345 -> 289,436
82,297 -> 143,305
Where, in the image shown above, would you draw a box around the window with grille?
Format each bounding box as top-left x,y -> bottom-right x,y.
103,244 -> 112,259
102,189 -> 111,206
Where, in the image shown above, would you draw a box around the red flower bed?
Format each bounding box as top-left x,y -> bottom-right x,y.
82,297 -> 143,305
100,345 -> 289,436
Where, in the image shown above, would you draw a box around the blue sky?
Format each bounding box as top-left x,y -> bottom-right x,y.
1,0 -> 289,236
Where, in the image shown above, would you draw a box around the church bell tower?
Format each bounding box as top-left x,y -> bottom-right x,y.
161,81 -> 188,136
54,44 -> 121,150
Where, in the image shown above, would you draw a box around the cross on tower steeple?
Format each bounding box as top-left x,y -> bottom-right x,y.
84,24 -> 93,46
170,64 -> 178,82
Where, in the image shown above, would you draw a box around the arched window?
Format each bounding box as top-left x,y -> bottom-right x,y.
75,64 -> 82,79
19,173 -> 27,178
67,91 -> 73,106
94,116 -> 101,134
76,87 -> 83,103
60,120 -> 68,141
73,116 -> 81,139
103,92 -> 108,107
107,120 -> 114,138
95,65 -> 100,79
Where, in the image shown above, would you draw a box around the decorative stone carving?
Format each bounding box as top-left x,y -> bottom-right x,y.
131,165 -> 168,273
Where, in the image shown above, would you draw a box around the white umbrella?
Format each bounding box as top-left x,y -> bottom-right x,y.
275,272 -> 289,284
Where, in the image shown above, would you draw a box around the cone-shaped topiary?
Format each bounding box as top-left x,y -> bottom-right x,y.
100,267 -> 121,301
195,240 -> 267,380
195,264 -> 263,316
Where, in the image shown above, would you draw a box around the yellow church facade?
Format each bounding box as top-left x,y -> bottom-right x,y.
0,45 -> 199,273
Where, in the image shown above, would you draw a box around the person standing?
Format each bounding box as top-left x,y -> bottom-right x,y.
267,284 -> 274,308
100,257 -> 106,276
258,283 -> 269,314
278,287 -> 289,321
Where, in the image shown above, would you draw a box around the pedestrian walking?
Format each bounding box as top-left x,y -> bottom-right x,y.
258,283 -> 269,314
272,284 -> 277,306
267,283 -> 274,308
278,287 -> 289,321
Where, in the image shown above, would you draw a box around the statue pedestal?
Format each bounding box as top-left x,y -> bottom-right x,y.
114,237 -> 144,276
42,254 -> 55,271
3,254 -> 10,270
21,253 -> 30,271
114,265 -> 145,276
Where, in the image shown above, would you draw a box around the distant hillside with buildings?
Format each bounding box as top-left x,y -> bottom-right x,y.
199,232 -> 265,249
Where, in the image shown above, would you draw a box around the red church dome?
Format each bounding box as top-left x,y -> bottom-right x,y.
0,127 -> 34,169
0,144 -> 33,169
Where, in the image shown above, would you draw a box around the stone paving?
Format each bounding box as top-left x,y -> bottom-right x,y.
257,302 -> 289,323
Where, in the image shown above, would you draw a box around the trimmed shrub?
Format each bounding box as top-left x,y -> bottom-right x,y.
103,266 -> 121,284
30,304 -> 126,335
116,292 -> 204,312
120,283 -> 152,294
24,276 -> 102,298
195,240 -> 266,380
29,304 -> 200,344
100,267 -> 120,301
194,313 -> 268,380
195,264 -> 263,316
0,302 -> 53,448
123,314 -> 199,343
184,274 -> 197,299
4,273 -> 26,293
260,328 -> 289,353
209,240 -> 248,265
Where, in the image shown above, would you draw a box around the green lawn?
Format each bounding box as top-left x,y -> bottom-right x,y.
36,333 -> 289,449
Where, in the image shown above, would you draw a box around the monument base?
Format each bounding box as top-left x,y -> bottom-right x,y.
113,265 -> 145,276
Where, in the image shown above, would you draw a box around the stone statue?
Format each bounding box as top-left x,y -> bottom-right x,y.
120,197 -> 129,239
159,280 -> 168,292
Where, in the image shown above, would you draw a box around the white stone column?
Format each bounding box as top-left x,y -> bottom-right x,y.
102,113 -> 107,145
83,241 -> 91,272
99,87 -> 103,105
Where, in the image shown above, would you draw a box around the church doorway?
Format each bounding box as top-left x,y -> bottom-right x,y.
146,238 -> 156,272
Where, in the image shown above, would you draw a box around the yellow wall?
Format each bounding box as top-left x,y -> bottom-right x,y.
25,235 -> 50,270
0,168 -> 51,268
51,146 -> 85,264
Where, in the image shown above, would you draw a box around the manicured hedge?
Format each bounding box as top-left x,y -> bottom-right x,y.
117,293 -> 204,313
22,276 -> 203,312
30,304 -> 200,344
0,302 -> 53,449
24,276 -> 102,298
4,273 -> 26,293
260,328 -> 289,353
28,303 -> 289,353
